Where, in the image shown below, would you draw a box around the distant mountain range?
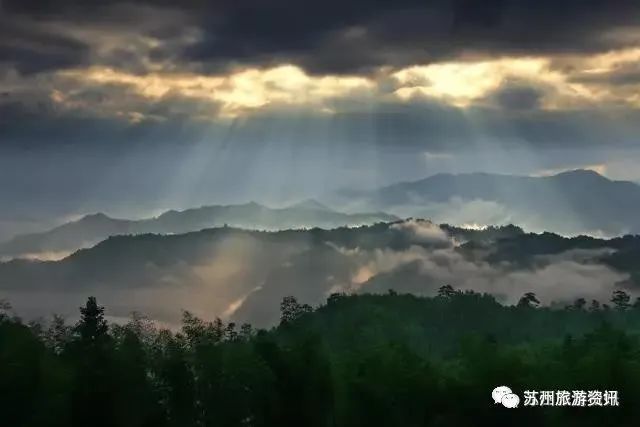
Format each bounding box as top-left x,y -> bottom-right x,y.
335,169 -> 640,236
4,169 -> 640,259
0,201 -> 397,259
5,169 -> 640,259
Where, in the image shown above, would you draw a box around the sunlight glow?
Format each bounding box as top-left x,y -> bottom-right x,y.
392,58 -> 553,106
59,65 -> 374,118
49,47 -> 640,121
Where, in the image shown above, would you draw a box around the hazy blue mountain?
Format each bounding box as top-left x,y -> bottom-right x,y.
287,199 -> 333,212
335,170 -> 640,236
0,201 -> 397,258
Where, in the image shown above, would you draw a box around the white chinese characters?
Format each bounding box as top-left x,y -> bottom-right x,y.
522,390 -> 619,407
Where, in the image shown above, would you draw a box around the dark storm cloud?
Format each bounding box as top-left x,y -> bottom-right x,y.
3,0 -> 640,75
0,100 -> 198,148
2,93 -> 640,152
0,17 -> 89,74
486,81 -> 545,110
184,0 -> 640,74
0,0 -> 192,75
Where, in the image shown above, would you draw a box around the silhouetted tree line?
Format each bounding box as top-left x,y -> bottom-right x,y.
2,287 -> 640,427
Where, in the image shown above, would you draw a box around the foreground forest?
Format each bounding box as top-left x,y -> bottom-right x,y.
2,287 -> 640,427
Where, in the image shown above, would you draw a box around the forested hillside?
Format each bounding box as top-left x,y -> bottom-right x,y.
3,220 -> 640,326
2,287 -> 640,427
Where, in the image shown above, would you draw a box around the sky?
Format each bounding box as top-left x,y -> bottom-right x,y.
2,0 -> 640,239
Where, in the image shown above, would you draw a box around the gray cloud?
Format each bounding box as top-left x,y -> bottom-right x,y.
486,81 -> 545,111
2,1 -> 640,75
355,246 -> 629,305
0,16 -> 90,74
182,0 -> 640,74
571,63 -> 640,86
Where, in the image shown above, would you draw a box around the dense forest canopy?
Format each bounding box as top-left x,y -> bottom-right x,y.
2,287 -> 640,427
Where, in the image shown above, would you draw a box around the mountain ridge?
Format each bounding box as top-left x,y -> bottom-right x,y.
2,219 -> 639,326
334,169 -> 640,236
0,201 -> 398,259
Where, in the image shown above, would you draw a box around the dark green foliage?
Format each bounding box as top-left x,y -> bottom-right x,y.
279,296 -> 310,325
573,297 -> 587,310
67,297 -> 116,427
437,284 -> 459,299
517,292 -> 541,308
3,292 -> 640,426
611,290 -> 631,311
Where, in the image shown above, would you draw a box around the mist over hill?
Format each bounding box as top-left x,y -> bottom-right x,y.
4,170 -> 640,327
0,201 -> 397,260
5,169 -> 640,261
2,219 -> 638,327
331,169 -> 640,236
